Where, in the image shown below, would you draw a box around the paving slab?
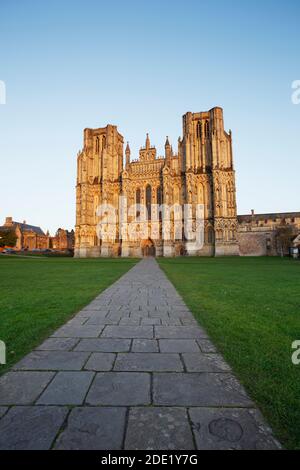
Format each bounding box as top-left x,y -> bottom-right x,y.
155,326 -> 208,339
182,353 -> 231,372
0,406 -> 68,450
125,407 -> 194,450
52,324 -> 104,338
13,351 -> 89,371
0,407 -> 8,419
85,317 -> 119,325
119,317 -> 141,326
37,371 -> 94,405
36,337 -> 79,351
132,339 -> 159,352
54,407 -> 126,450
0,371 -> 55,405
84,352 -> 115,371
114,353 -> 183,372
159,339 -> 200,353
141,318 -> 161,325
74,338 -> 131,352
189,407 -> 280,450
153,373 -> 253,406
85,372 -> 151,406
101,325 -> 153,339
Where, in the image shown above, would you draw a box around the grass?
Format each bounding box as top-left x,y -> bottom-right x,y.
0,256 -> 137,374
158,256 -> 300,450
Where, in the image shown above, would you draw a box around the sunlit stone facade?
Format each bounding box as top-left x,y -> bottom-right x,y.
75,107 -> 239,257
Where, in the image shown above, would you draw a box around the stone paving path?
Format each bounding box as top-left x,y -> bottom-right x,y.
0,259 -> 280,450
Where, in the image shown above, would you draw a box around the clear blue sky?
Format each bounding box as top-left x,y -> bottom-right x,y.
0,0 -> 299,234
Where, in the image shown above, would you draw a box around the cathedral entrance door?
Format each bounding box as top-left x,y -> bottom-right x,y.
141,239 -> 155,257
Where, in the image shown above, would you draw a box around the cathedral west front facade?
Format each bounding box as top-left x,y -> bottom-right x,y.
75,107 -> 239,258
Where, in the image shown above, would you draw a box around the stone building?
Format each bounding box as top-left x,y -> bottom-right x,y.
75,107 -> 239,257
238,210 -> 300,256
0,217 -> 75,252
51,228 -> 75,251
0,217 -> 50,250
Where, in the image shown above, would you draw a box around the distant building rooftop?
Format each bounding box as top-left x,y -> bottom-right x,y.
238,211 -> 300,223
1,217 -> 45,235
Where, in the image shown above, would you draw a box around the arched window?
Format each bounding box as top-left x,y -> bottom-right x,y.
197,121 -> 202,139
102,136 -> 106,149
95,137 -> 99,153
157,186 -> 162,221
146,185 -> 152,219
208,227 -> 214,244
135,188 -> 141,219
205,120 -> 209,138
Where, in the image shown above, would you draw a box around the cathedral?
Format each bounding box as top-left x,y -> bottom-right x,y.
75,107 -> 239,257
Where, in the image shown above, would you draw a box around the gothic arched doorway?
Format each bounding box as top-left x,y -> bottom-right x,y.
141,238 -> 155,257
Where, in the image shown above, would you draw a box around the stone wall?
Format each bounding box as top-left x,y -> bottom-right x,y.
238,231 -> 276,256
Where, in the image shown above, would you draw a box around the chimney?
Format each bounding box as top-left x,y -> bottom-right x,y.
251,209 -> 255,216
23,220 -> 26,225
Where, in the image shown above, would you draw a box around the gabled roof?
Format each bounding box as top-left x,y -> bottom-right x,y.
0,221 -> 45,236
15,221 -> 45,235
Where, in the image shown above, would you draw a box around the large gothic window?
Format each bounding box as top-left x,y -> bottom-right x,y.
146,185 -> 152,219
136,188 -> 141,219
157,186 -> 162,221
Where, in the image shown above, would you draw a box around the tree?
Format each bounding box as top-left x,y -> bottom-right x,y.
275,225 -> 297,257
0,230 -> 17,248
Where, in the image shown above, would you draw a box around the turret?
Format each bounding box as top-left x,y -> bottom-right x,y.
145,133 -> 150,150
125,142 -> 131,167
165,136 -> 171,159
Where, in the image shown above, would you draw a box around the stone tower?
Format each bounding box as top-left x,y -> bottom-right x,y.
76,125 -> 124,257
181,107 -> 238,256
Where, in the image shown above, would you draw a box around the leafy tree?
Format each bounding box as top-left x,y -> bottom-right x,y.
275,224 -> 297,257
0,230 -> 17,248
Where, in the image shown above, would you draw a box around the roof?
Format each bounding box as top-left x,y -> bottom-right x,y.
0,221 -> 45,236
16,222 -> 45,235
238,212 -> 300,223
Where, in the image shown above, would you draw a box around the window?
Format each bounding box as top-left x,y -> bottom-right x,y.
157,186 -> 162,221
136,188 -> 141,219
146,185 -> 152,219
205,120 -> 209,138
208,227 -> 214,243
196,121 -> 202,139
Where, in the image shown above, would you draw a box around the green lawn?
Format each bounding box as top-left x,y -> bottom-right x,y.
158,256 -> 300,450
0,256 -> 137,374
